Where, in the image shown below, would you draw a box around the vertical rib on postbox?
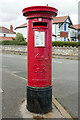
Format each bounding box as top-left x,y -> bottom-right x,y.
22,6 -> 58,114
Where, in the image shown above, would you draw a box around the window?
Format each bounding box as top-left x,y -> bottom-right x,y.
4,34 -> 6,37
64,24 -> 66,31
64,37 -> 66,41
61,25 -> 63,31
61,37 -> 63,41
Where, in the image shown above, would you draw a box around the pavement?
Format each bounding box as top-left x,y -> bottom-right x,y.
20,99 -> 64,119
2,50 -> 79,60
0,53 -> 78,119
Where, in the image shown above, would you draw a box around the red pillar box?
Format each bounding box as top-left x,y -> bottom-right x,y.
22,6 -> 58,114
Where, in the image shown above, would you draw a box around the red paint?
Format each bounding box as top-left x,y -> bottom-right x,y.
60,32 -> 68,37
22,6 -> 58,87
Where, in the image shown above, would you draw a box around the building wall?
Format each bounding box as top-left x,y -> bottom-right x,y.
0,33 -> 16,37
60,23 -> 68,41
69,28 -> 78,41
52,23 -> 69,41
52,20 -> 78,42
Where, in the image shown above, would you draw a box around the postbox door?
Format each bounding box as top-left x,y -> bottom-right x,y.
28,20 -> 52,87
29,30 -> 52,87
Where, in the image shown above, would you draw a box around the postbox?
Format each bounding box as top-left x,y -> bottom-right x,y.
22,6 -> 58,114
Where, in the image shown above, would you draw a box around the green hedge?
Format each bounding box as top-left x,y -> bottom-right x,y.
0,40 -> 27,46
52,41 -> 80,47
0,40 -> 80,47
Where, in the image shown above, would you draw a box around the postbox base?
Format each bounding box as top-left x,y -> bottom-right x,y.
27,86 -> 52,114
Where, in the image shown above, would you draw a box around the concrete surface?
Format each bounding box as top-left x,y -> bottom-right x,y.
20,99 -> 64,119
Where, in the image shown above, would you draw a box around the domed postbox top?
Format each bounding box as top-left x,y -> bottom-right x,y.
22,6 -> 58,19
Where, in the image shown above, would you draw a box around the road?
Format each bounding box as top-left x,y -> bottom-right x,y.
0,53 -> 78,118
52,58 -> 78,118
